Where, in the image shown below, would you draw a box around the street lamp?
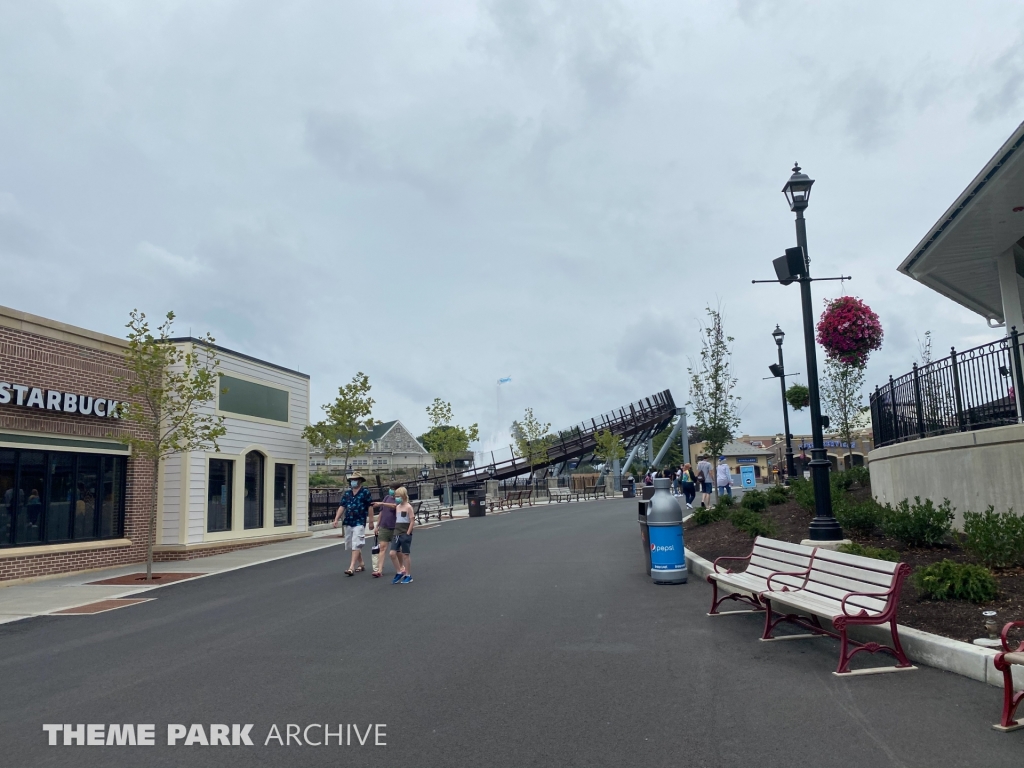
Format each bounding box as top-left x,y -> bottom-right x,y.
781,163 -> 843,542
420,465 -> 430,481
770,325 -> 797,483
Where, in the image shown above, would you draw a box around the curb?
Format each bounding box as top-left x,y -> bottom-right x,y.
684,548 -> 1023,692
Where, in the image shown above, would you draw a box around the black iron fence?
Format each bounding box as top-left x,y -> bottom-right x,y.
308,483 -> 428,527
870,329 -> 1024,448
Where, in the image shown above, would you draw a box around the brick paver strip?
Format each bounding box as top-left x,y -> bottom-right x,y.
54,598 -> 153,614
84,572 -> 207,586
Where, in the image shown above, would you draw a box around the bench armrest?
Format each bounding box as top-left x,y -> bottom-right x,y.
711,554 -> 750,574
1000,621 -> 1024,653
765,569 -> 810,591
839,586 -> 899,617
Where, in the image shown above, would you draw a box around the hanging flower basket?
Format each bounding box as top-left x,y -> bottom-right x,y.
785,383 -> 810,411
816,296 -> 883,367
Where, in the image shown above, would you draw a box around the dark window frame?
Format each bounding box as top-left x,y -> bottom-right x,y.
207,457 -> 235,533
243,451 -> 265,530
0,448 -> 127,549
273,463 -> 293,527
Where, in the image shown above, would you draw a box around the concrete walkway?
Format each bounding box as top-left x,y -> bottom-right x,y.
0,535 -> 345,623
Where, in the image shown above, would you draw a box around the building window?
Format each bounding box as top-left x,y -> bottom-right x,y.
274,464 -> 292,527
244,452 -> 265,529
0,448 -> 126,548
218,375 -> 289,423
208,459 -> 233,533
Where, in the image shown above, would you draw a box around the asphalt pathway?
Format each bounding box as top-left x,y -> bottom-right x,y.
0,498 -> 1020,767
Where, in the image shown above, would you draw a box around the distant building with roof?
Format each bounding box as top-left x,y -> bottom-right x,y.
309,419 -> 433,478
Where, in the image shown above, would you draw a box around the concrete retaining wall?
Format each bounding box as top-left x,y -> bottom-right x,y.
867,423 -> 1024,528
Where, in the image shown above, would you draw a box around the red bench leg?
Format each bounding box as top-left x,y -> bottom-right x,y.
994,654 -> 1024,730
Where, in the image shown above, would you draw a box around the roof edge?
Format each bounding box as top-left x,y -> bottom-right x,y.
167,337 -> 310,380
0,304 -> 128,354
900,119 -> 1024,276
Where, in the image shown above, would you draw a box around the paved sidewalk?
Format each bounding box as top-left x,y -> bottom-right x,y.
0,535 -> 345,624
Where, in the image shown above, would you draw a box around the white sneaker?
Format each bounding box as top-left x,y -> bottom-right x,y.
686,503 -> 693,509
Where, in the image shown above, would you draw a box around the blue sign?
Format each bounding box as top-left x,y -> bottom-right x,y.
741,465 -> 756,488
736,456 -> 758,464
649,526 -> 685,571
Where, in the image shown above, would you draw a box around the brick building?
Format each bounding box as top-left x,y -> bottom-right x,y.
0,305 -> 310,583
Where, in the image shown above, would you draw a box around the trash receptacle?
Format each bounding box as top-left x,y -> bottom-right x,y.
622,478 -> 636,498
638,498 -> 652,574
644,477 -> 686,584
467,487 -> 486,517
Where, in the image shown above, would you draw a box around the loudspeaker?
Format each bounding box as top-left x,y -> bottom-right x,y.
773,247 -> 806,285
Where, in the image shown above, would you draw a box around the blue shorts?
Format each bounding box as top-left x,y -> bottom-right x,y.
701,483 -> 713,494
390,533 -> 412,554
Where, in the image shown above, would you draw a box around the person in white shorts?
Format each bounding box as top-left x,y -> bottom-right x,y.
332,472 -> 375,576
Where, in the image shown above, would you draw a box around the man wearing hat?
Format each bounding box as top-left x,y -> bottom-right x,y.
332,471 -> 376,576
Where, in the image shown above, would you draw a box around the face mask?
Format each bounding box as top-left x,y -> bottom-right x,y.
350,480 -> 359,488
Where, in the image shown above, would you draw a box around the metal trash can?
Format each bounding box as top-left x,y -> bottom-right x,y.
644,477 -> 686,584
467,487 -> 486,518
638,497 -> 652,574
622,478 -> 636,498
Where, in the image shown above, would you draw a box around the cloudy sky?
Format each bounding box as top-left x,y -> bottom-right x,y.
1,0 -> 1022,448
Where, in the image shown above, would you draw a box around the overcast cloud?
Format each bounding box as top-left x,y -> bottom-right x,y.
1,0 -> 1022,448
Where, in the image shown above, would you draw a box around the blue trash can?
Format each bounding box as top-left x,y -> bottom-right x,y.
644,477 -> 686,584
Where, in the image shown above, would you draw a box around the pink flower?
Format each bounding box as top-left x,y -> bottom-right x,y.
816,296 -> 883,366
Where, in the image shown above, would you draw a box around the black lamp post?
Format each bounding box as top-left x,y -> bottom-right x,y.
781,164 -> 843,541
420,465 -> 430,481
769,325 -> 797,483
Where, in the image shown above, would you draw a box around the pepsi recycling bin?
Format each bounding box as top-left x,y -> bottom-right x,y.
642,477 -> 687,584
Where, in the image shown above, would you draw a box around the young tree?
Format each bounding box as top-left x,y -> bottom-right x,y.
422,399 -> 479,500
820,357 -> 867,470
687,306 -> 741,487
302,373 -> 375,477
593,429 -> 626,488
511,407 -> 552,478
119,310 -> 227,581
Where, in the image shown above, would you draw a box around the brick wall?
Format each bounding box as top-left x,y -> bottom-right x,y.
0,327 -> 153,581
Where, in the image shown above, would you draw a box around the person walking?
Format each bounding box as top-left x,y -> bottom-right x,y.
680,463 -> 697,509
369,482 -> 398,578
696,455 -> 714,508
716,456 -> 733,498
332,472 -> 375,576
390,486 -> 415,584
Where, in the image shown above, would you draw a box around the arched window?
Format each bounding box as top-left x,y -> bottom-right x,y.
244,452 -> 265,529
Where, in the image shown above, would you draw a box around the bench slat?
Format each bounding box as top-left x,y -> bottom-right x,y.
750,550 -> 813,570
812,558 -> 898,588
809,569 -> 894,595
792,581 -> 889,614
813,548 -> 901,575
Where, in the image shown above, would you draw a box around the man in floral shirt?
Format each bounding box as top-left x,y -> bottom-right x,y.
332,472 -> 375,576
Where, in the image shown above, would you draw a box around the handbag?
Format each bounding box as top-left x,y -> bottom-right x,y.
371,534 -> 380,573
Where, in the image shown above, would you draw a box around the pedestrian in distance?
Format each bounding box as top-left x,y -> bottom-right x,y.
716,456 -> 733,498
390,486 -> 415,584
369,481 -> 398,578
696,454 -> 714,508
681,463 -> 697,510
332,472 -> 375,576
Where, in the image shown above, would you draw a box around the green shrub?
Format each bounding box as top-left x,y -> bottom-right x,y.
962,507 -> 1024,568
714,493 -> 734,509
845,466 -> 871,489
690,505 -> 726,526
836,542 -> 900,562
831,471 -> 855,493
913,560 -> 998,603
790,478 -> 815,512
882,497 -> 954,548
764,484 -> 789,505
740,489 -> 768,512
730,509 -> 777,538
835,498 -> 886,535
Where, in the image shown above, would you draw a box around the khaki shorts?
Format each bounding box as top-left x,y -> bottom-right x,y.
376,527 -> 394,543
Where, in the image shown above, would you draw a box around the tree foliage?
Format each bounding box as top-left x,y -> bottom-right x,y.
592,429 -> 625,467
423,398 -> 479,473
302,372 -> 375,474
687,306 -> 741,463
819,357 -> 866,469
511,407 -> 552,476
119,310 -> 227,580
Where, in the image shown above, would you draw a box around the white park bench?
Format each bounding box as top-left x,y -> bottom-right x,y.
548,487 -> 577,503
759,546 -> 914,676
992,620 -> 1024,731
707,537 -> 815,616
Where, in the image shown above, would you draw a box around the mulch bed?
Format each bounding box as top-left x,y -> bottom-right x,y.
85,572 -> 206,586
684,486 -> 1024,644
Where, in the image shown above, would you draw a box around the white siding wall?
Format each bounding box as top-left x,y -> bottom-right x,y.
159,343 -> 310,545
